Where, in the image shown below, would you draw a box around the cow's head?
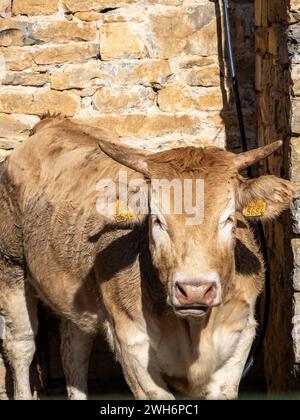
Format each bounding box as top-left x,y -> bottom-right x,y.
97,138 -> 294,319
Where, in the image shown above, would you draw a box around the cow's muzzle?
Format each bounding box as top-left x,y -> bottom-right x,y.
174,279 -> 219,318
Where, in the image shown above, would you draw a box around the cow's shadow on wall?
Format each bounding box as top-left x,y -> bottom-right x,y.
213,0 -> 257,154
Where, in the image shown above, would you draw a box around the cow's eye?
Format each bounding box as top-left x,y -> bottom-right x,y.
219,214 -> 235,230
151,215 -> 169,246
153,216 -> 167,231
226,215 -> 235,225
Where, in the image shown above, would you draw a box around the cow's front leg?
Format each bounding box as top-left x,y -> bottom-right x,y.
205,318 -> 256,400
1,279 -> 38,400
111,320 -> 174,400
60,319 -> 94,400
0,342 -> 8,400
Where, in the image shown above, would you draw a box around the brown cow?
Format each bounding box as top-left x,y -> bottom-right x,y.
0,116 -> 294,400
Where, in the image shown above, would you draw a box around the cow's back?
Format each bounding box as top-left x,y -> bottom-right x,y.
7,118 -> 127,206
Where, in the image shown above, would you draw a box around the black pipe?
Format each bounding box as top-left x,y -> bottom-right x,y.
221,0 -> 271,379
222,0 -> 249,158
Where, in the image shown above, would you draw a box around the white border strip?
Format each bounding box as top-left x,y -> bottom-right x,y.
0,315 -> 6,340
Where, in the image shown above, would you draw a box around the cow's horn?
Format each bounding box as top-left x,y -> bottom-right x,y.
97,139 -> 150,177
233,140 -> 283,172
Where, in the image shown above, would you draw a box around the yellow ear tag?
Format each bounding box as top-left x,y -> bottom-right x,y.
243,198 -> 267,217
114,199 -> 136,223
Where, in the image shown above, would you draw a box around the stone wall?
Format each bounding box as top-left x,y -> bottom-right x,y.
0,0 -> 256,160
0,0 -> 257,397
255,0 -> 300,391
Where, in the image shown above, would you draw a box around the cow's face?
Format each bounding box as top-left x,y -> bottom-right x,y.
98,140 -> 294,319
147,167 -> 237,318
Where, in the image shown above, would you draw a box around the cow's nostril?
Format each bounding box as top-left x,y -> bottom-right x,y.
205,284 -> 217,300
175,279 -> 218,307
177,284 -> 187,298
208,285 -> 215,293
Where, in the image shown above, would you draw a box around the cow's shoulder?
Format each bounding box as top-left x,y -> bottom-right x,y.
30,116 -> 118,149
9,117 -> 118,173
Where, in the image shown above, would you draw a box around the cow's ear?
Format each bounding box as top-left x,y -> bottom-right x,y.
237,175 -> 295,220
